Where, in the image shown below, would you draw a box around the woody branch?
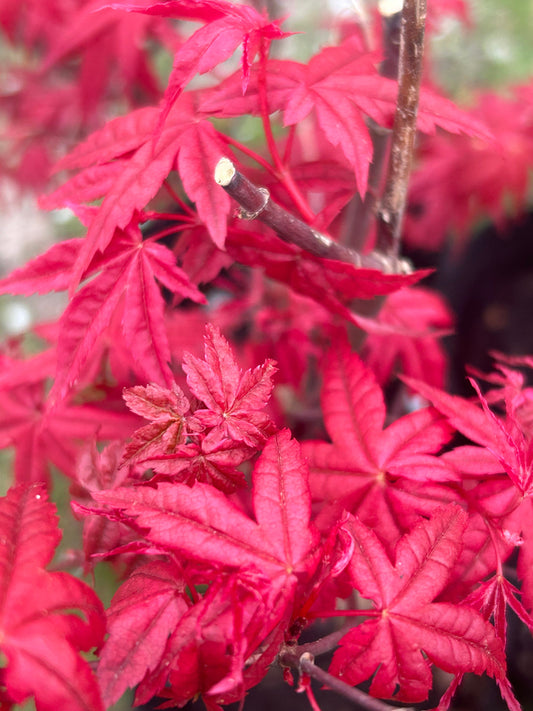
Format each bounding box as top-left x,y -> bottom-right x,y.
376,0 -> 427,258
214,157 -> 411,275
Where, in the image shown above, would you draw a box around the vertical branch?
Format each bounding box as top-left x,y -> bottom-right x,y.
376,0 -> 427,258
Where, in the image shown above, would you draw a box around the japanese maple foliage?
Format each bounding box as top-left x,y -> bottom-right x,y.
1,1 -> 533,710
0,483 -> 106,711
329,507 -> 505,701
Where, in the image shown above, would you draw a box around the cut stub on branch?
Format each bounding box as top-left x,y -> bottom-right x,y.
214,157 -> 412,275
215,157 -> 434,336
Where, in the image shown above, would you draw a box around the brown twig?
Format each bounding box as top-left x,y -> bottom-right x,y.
293,620 -> 359,658
376,0 -> 427,258
214,158 -> 411,275
279,650 -> 414,711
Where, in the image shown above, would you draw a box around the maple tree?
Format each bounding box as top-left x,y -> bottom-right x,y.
0,0 -> 533,710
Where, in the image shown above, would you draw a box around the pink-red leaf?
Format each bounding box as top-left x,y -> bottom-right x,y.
330,507 -> 506,702
304,340 -> 456,550
97,559 -> 190,706
0,484 -> 105,711
93,430 -> 319,582
182,324 -> 276,448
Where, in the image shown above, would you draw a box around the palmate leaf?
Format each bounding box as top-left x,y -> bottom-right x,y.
182,324 -> 277,448
304,340 -> 457,551
202,37 -> 489,195
49,225 -> 204,400
0,350 -> 137,485
88,431 -> 330,705
406,87 -> 533,251
330,507 -> 507,703
93,430 -> 319,582
110,0 -> 288,105
363,287 -> 454,388
0,221 -> 205,403
42,93 -> 232,291
404,375 -> 533,496
131,570 -> 285,709
140,439 -> 253,492
0,484 -> 106,711
121,382 -> 192,465
97,559 -> 190,706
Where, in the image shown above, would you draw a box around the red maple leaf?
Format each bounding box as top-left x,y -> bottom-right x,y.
464,572 -> 533,649
71,441 -> 140,572
92,429 -> 319,583
329,506 -> 506,703
0,347 -> 136,485
182,323 -> 277,448
118,354 -> 260,492
51,224 -> 204,400
0,483 -> 106,711
97,558 -> 191,706
436,572 -> 533,711
112,0 -> 288,107
202,36 -> 489,195
132,570 -> 283,709
0,0 -> 73,47
43,1 -> 164,110
404,374 -> 533,496
303,339 -> 457,551
83,430 -> 341,705
0,0 -> 174,190
0,224 -> 205,400
225,224 -> 429,318
121,382 -> 192,463
42,92 -> 231,290
139,439 -> 255,492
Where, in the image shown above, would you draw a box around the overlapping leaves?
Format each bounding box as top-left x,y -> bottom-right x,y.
0,484 -> 106,711
303,339 -> 457,551
83,429 -> 343,707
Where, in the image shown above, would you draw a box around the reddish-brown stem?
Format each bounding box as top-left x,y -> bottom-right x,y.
307,609 -> 378,620
290,620 -> 361,658
279,651 -> 414,711
257,41 -> 316,223
163,179 -> 196,217
376,0 -> 427,258
214,158 -> 410,274
222,134 -> 278,177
